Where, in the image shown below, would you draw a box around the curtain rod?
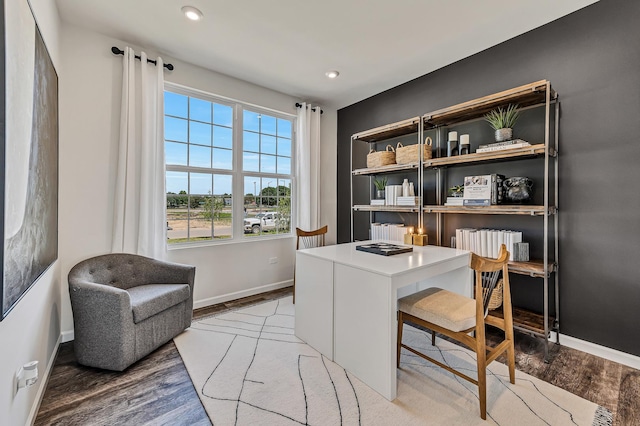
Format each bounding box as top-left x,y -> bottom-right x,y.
111,46 -> 174,71
295,102 -> 323,114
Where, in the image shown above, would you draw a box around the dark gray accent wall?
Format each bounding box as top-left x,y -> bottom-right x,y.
337,0 -> 640,356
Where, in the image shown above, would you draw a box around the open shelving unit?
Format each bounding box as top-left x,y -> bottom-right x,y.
422,80 -> 560,361
350,80 -> 560,361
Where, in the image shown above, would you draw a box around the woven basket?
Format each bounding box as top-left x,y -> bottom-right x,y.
367,145 -> 396,168
395,137 -> 433,165
486,278 -> 504,310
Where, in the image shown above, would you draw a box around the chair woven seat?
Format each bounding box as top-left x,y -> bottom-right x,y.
398,287 -> 475,332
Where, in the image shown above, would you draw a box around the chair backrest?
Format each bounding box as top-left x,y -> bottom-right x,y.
470,244 -> 510,316
296,225 -> 328,250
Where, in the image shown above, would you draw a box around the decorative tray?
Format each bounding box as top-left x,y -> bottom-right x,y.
356,243 -> 413,256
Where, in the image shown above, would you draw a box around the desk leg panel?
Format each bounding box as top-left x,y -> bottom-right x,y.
333,264 -> 397,400
294,253 -> 334,359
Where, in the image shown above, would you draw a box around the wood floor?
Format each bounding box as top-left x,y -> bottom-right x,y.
35,286 -> 638,425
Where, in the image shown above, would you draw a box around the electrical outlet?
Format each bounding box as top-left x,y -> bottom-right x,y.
269,257 -> 278,264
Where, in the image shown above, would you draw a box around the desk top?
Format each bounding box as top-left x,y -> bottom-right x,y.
298,241 -> 470,277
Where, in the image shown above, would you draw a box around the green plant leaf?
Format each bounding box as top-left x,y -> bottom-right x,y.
484,104 -> 520,130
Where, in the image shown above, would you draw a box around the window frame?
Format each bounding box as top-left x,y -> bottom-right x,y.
164,82 -> 296,248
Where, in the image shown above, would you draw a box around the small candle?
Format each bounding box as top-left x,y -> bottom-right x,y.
408,227 -> 414,234
413,233 -> 428,246
403,230 -> 414,245
418,228 -> 424,235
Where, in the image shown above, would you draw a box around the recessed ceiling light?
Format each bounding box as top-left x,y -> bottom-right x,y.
325,70 -> 340,79
182,6 -> 203,21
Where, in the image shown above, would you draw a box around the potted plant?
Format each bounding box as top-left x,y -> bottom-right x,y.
448,184 -> 464,197
373,176 -> 387,199
484,104 -> 520,142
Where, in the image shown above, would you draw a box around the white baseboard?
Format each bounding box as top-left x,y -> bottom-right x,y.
193,279 -> 293,310
27,334 -> 61,426
61,330 -> 74,343
552,332 -> 640,370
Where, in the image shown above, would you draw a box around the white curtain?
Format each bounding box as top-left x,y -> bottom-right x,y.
112,47 -> 166,258
295,103 -> 321,231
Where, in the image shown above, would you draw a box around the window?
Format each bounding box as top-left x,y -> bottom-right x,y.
164,86 -> 294,245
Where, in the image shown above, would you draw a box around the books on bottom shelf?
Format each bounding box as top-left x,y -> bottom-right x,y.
454,228 -> 528,261
371,223 -> 410,243
370,199 -> 386,206
476,139 -> 531,153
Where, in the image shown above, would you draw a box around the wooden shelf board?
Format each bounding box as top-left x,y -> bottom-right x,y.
353,205 -> 420,213
488,306 -> 556,337
424,144 -> 554,168
508,259 -> 556,277
352,162 -> 419,176
423,80 -> 555,127
352,117 -> 420,142
424,205 -> 554,216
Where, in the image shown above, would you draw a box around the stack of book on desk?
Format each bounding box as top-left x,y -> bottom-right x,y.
476,139 -> 531,153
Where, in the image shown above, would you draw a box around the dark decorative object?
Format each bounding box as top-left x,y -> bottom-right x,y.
1,0 -> 59,319
503,177 -> 533,203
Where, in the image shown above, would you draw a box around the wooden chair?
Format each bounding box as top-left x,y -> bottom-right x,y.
294,225 -> 328,303
396,244 -> 515,420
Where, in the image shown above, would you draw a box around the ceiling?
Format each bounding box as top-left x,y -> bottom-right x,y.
55,0 -> 598,109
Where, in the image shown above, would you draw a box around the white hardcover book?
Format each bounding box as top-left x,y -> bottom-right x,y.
497,230 -> 505,253
469,230 -> 477,254
463,175 -> 492,201
505,231 -> 514,261
491,230 -> 498,259
480,230 -> 488,257
456,229 -> 463,250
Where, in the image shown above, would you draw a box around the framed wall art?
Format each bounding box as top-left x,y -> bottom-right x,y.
1,0 -> 58,320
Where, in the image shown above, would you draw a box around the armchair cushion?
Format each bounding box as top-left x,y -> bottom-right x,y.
128,284 -> 191,324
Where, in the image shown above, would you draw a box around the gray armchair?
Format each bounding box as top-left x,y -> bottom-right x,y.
68,253 -> 196,371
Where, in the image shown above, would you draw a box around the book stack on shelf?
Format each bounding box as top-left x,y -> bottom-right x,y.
444,197 -> 464,206
397,196 -> 419,206
454,228 -> 529,261
371,223 -> 410,243
370,199 -> 385,206
475,139 -> 531,153
462,174 -> 505,206
384,185 -> 403,205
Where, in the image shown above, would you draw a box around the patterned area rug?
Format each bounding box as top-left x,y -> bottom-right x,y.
174,297 -> 612,425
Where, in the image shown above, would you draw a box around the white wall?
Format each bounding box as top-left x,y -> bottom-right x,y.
0,1 -> 62,424
58,23 -> 338,333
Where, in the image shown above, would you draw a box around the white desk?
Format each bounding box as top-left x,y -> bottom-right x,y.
294,241 -> 472,400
